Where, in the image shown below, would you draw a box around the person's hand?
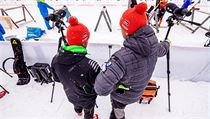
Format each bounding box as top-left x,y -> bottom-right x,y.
161,38 -> 171,46
116,88 -> 125,94
164,38 -> 171,45
116,84 -> 129,95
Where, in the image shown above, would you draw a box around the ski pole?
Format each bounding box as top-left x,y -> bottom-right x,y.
50,80 -> 55,103
0,68 -> 13,78
0,84 -> 9,94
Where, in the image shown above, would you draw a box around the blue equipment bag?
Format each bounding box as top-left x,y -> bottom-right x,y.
26,27 -> 45,40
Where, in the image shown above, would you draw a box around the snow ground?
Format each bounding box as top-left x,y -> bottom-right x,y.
1,1 -> 209,47
0,1 -> 210,119
0,72 -> 209,119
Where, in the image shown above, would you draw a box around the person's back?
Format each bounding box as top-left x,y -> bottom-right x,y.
52,47 -> 99,105
37,1 -> 49,16
37,0 -> 54,14
94,2 -> 170,119
108,25 -> 168,104
51,16 -> 100,119
37,0 -> 54,30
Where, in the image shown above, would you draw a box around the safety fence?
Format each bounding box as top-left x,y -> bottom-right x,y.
0,41 -> 209,82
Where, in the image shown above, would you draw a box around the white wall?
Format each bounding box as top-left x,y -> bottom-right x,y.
0,41 -> 209,82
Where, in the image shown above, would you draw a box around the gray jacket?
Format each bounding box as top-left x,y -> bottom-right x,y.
94,25 -> 169,104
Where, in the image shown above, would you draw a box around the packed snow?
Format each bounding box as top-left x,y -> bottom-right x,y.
0,0 -> 210,119
0,71 -> 209,119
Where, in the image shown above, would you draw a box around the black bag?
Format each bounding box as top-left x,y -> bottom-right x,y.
10,38 -> 30,85
28,63 -> 53,84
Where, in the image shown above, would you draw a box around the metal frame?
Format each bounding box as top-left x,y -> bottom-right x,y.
1,4 -> 35,28
0,68 -> 12,94
191,10 -> 210,33
179,0 -> 209,33
94,6 -> 112,32
180,7 -> 210,33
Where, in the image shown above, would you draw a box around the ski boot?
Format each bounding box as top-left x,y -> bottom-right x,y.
93,114 -> 99,119
0,90 -> 6,99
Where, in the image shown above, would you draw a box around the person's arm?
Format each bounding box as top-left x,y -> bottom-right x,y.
83,60 -> 101,95
94,56 -> 125,96
45,3 -> 54,10
88,60 -> 101,85
157,41 -> 170,57
0,24 -> 5,34
50,63 -> 60,83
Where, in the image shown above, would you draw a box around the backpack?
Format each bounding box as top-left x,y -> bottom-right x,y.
28,63 -> 53,84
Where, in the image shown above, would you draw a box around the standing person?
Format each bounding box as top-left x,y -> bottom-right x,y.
157,0 -> 168,26
94,2 -> 170,119
51,16 -> 100,119
0,23 -> 5,41
62,5 -> 71,22
37,0 -> 55,30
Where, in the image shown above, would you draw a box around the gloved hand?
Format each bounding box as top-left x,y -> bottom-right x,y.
165,38 -> 171,45
161,38 -> 171,46
116,84 -> 129,95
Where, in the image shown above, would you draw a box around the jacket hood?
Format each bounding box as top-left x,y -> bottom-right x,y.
62,44 -> 87,54
123,25 -> 158,57
53,49 -> 85,65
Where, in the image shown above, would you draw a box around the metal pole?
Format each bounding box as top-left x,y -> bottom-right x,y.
0,68 -> 13,78
50,80 -> 55,103
22,5 -> 26,22
23,5 -> 36,22
94,10 -> 103,32
108,45 -> 112,58
0,85 -> 9,94
164,16 -> 174,112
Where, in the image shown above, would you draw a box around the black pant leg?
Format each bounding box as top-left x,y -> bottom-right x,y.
74,105 -> 83,113
84,107 -> 94,119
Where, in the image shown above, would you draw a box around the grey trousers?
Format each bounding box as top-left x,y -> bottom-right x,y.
109,99 -> 127,119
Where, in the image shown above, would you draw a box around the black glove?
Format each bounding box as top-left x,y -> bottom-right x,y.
115,83 -> 130,95
116,88 -> 125,94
